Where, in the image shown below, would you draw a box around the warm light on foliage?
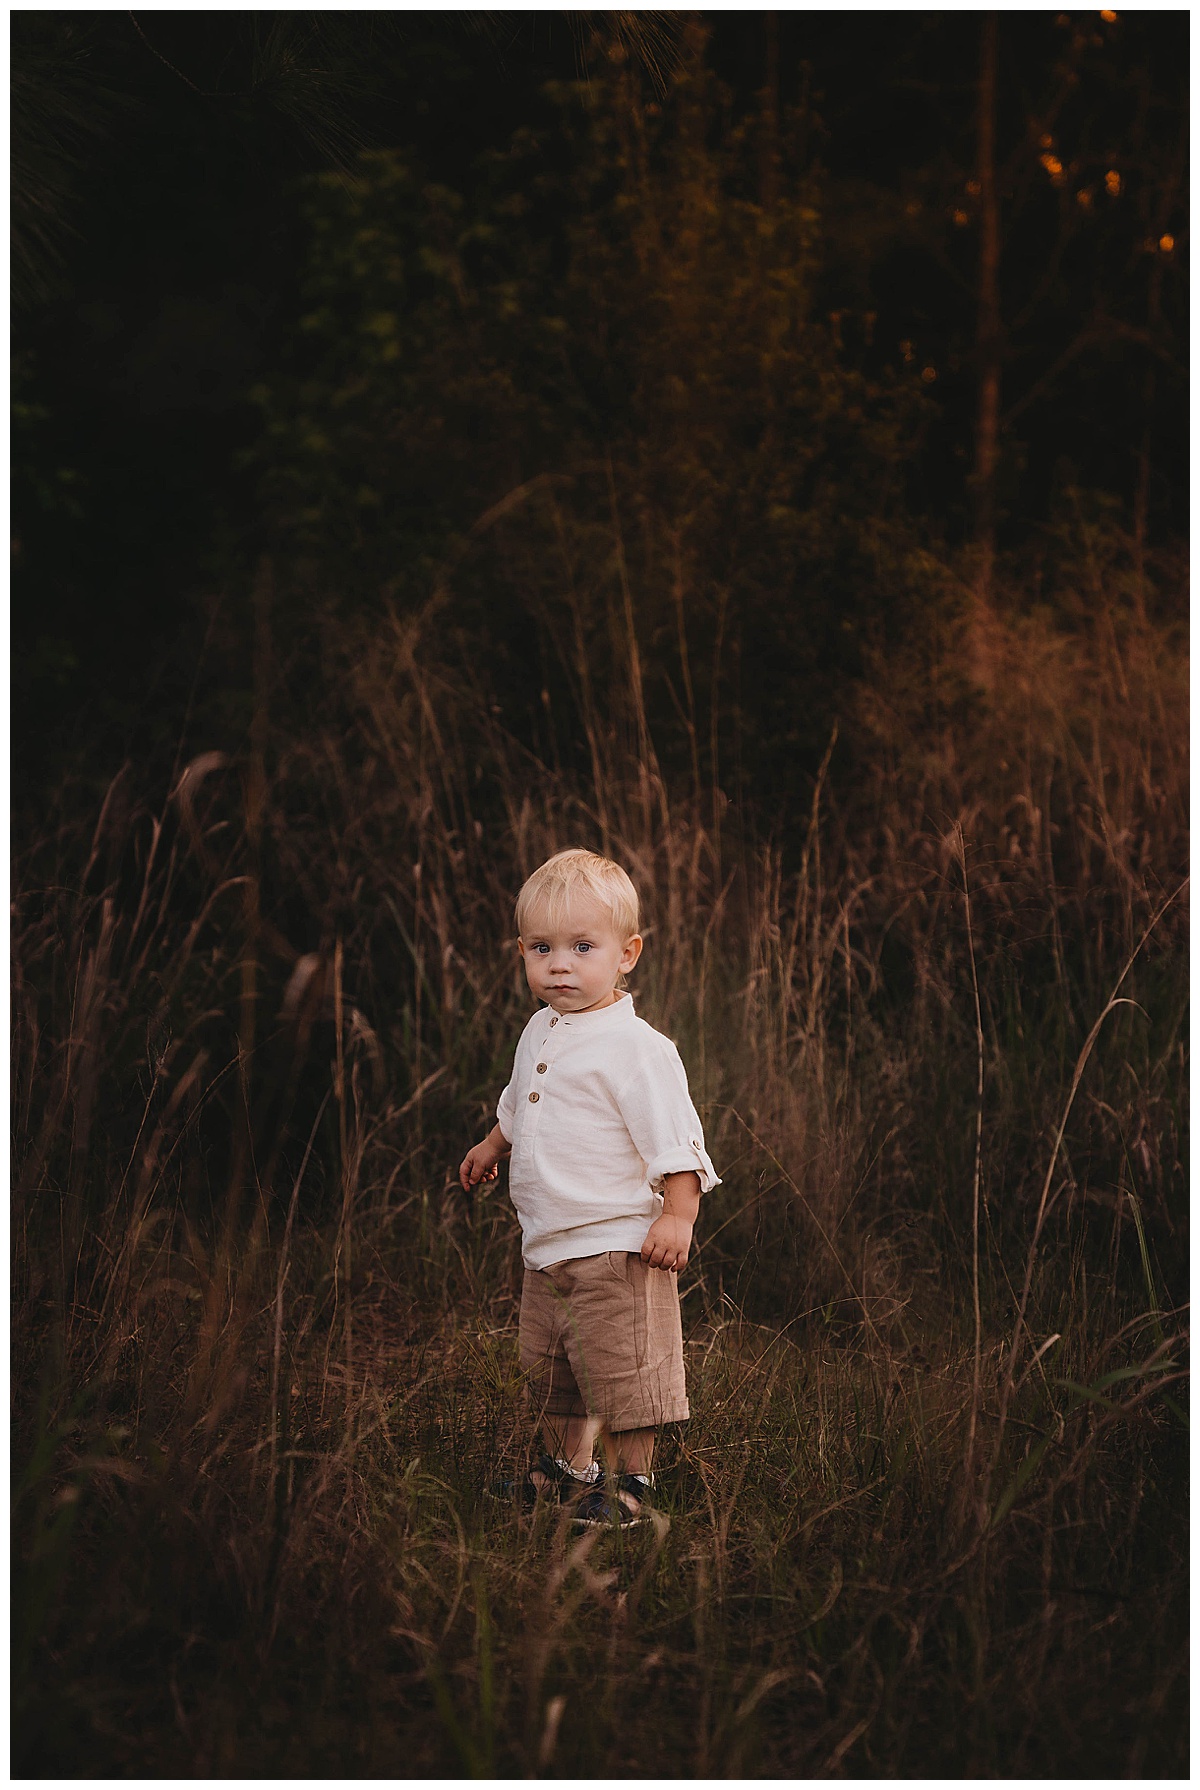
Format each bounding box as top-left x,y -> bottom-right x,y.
953,208 -> 969,226
1100,10 -> 1118,22
1105,168 -> 1121,194
1158,233 -> 1175,252
1077,188 -> 1093,207
1040,153 -> 1065,181
921,365 -> 937,382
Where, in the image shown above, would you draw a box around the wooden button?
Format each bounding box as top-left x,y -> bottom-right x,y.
528,1091 -> 540,1103
549,1015 -> 558,1025
536,1062 -> 547,1073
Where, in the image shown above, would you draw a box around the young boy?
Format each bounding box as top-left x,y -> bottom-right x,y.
459,847 -> 720,1527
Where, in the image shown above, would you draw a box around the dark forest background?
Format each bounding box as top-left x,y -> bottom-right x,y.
12,12 -> 1189,1778
12,10 -> 1187,803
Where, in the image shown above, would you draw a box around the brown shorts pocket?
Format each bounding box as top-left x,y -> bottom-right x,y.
596,1252 -> 646,1366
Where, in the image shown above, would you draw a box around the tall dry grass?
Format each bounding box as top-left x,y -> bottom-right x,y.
11,551 -> 1188,1775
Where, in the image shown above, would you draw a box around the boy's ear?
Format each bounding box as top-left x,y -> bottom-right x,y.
621,934 -> 644,971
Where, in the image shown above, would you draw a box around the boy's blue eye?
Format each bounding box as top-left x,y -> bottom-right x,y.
534,943 -> 550,954
575,942 -> 592,953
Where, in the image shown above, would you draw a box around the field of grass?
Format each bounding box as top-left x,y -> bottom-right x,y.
12,575 -> 1188,1776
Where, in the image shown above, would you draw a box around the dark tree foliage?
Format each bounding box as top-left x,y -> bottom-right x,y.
249,40 -> 941,799
9,11 -> 1187,809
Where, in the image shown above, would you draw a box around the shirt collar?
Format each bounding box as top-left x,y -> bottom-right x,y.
544,992 -> 636,1030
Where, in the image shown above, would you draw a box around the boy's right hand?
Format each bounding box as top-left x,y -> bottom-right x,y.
459,1139 -> 502,1191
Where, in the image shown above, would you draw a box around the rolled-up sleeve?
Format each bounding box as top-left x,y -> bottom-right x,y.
615,1043 -> 721,1193
496,1078 -> 517,1144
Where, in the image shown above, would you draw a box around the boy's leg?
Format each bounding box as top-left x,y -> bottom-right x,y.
534,1413 -> 601,1485
599,1425 -> 655,1478
520,1264 -> 597,1491
596,1424 -> 656,1513
556,1253 -> 687,1513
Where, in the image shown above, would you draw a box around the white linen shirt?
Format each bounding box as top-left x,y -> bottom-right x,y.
495,992 -> 720,1269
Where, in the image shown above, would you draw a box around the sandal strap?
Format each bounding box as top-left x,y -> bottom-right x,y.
533,1453 -> 573,1486
530,1455 -> 599,1500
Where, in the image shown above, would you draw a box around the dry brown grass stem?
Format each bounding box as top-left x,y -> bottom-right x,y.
956,825 -> 986,1526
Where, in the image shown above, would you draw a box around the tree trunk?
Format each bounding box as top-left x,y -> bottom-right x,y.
974,13 -> 1001,614
759,11 -> 780,212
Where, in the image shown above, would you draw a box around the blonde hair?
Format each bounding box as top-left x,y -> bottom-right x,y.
516,848 -> 640,941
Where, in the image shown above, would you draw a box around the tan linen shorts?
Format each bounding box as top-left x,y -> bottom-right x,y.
519,1250 -> 689,1432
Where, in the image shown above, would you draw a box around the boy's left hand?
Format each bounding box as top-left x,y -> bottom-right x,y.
640,1213 -> 693,1273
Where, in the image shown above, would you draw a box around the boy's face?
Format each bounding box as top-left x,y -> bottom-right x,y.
517,895 -> 642,1015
